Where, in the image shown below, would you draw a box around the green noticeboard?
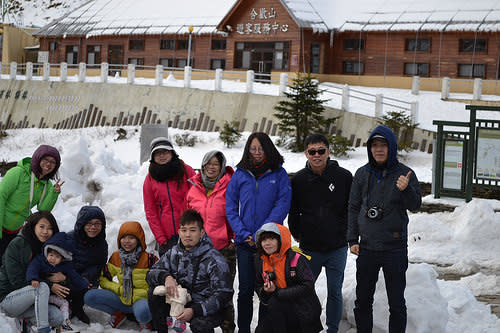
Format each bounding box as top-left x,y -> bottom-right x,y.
476,128 -> 500,180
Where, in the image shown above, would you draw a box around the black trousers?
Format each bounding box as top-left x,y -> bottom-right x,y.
148,286 -> 224,333
256,297 -> 301,333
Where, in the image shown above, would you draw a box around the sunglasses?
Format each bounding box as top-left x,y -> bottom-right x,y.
307,148 -> 327,156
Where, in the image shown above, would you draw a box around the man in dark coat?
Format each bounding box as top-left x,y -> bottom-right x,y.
147,209 -> 233,333
288,133 -> 352,333
347,125 -> 421,333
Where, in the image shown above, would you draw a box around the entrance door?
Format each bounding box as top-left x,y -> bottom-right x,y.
251,50 -> 273,83
108,45 -> 123,75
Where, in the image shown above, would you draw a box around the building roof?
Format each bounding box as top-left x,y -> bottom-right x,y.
337,0 -> 500,32
32,0 -> 500,37
34,0 -> 332,37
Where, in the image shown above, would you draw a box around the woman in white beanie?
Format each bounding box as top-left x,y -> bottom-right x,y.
142,137 -> 195,256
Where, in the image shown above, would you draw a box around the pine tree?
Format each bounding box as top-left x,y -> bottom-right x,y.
379,110 -> 418,152
219,121 -> 242,148
274,73 -> 336,152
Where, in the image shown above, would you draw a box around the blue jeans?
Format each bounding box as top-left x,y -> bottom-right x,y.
236,244 -> 263,333
303,246 -> 347,333
84,288 -> 152,324
0,283 -> 64,330
354,248 -> 408,333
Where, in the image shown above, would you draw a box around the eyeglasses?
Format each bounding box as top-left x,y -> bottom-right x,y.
41,158 -> 57,166
249,147 -> 264,154
155,150 -> 171,156
307,148 -> 327,156
85,222 -> 102,228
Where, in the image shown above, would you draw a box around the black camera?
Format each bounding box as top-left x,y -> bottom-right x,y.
262,271 -> 276,284
366,206 -> 383,220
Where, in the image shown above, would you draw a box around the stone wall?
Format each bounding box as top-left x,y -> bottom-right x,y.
0,79 -> 435,153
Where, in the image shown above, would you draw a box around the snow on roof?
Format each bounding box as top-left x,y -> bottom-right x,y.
34,0 -> 237,37
31,0 -> 500,37
336,0 -> 500,32
281,0 -> 329,32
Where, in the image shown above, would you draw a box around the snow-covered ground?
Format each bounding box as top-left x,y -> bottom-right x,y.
0,126 -> 499,332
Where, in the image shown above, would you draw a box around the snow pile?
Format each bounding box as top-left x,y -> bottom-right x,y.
342,261 -> 448,333
409,200 -> 500,271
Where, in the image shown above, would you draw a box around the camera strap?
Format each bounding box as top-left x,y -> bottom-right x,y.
367,171 -> 385,209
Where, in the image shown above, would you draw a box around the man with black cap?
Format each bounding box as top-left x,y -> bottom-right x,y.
347,125 -> 421,333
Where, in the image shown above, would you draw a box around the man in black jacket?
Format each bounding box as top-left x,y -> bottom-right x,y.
347,125 -> 421,333
288,133 -> 353,333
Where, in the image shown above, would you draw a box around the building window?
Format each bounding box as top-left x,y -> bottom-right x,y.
177,40 -> 194,50
343,39 -> 365,51
406,38 -> 430,51
343,61 -> 363,74
458,64 -> 485,78
234,42 -> 289,70
177,59 -> 194,67
459,39 -> 487,52
160,40 -> 175,50
66,45 -> 79,64
159,58 -> 174,68
212,40 -> 226,50
211,59 -> 226,69
404,63 -> 429,76
128,58 -> 144,66
310,43 -> 321,73
129,40 -> 144,50
49,41 -> 58,51
87,45 -> 101,65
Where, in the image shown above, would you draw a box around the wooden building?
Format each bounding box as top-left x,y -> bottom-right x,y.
34,0 -> 500,80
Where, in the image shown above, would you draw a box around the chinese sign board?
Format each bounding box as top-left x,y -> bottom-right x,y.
235,8 -> 289,35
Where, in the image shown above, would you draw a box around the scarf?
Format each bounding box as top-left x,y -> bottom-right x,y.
247,158 -> 269,179
149,157 -> 184,183
119,245 -> 142,303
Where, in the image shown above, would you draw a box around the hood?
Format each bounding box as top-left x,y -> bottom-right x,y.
255,222 -> 291,257
43,232 -> 74,262
367,125 -> 398,169
30,145 -> 61,180
74,205 -> 107,240
117,221 -> 146,251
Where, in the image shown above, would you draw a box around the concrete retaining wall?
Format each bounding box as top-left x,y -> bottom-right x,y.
0,79 -> 435,153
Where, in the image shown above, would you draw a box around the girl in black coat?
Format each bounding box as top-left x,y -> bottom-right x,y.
254,223 -> 322,333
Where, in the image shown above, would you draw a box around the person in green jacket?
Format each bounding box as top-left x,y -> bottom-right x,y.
0,145 -> 64,258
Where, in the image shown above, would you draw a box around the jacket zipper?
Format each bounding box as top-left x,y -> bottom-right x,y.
166,182 -> 177,236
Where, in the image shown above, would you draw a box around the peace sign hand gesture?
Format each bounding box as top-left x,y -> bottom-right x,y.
54,179 -> 65,193
396,171 -> 412,191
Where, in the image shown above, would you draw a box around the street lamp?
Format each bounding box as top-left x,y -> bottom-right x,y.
187,26 -> 193,67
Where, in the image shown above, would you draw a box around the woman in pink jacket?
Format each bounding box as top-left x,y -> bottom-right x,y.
186,150 -> 236,333
143,137 -> 195,256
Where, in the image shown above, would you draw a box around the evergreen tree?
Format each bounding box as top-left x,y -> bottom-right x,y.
219,121 -> 242,148
379,110 -> 418,152
274,73 -> 336,152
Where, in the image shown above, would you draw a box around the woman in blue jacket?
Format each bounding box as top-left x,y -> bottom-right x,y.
225,132 -> 292,333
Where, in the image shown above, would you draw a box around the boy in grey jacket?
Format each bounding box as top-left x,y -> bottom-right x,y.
147,209 -> 233,333
347,125 -> 421,333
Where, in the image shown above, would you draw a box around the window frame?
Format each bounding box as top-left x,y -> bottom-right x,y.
129,40 -> 145,51
405,38 -> 431,52
342,61 -> 364,74
458,64 -> 486,78
404,62 -> 430,76
343,39 -> 365,51
459,39 -> 487,53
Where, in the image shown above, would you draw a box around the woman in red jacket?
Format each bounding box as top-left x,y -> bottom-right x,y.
186,150 -> 236,333
143,137 -> 195,256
